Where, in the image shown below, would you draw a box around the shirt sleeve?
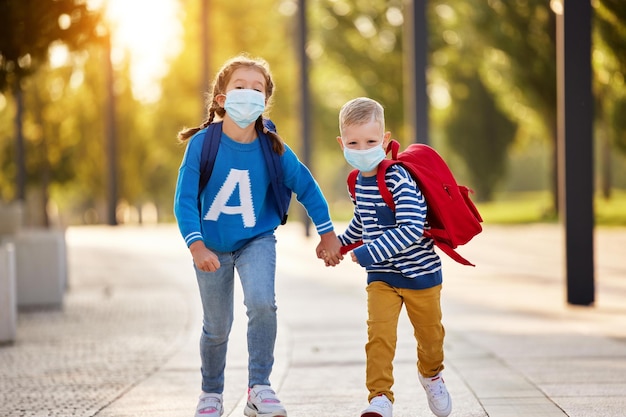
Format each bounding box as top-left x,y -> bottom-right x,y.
281,145 -> 334,235
338,187 -> 364,247
173,132 -> 205,247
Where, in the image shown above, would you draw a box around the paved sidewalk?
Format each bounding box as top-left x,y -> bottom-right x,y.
0,223 -> 625,417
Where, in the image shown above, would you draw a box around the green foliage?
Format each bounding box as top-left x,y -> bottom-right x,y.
595,0 -> 626,75
309,0 -> 405,139
1,0 -> 625,226
429,0 -> 556,206
305,0 -> 408,207
0,0 -> 101,91
443,75 -> 517,201
594,0 -> 626,155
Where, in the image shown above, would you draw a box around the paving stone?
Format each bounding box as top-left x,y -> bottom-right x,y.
1,224 -> 625,417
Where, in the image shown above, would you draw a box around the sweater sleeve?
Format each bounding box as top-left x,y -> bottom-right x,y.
281,145 -> 334,235
173,132 -> 205,247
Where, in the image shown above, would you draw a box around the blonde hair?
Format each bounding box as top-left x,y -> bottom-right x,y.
177,54 -> 284,154
338,97 -> 385,137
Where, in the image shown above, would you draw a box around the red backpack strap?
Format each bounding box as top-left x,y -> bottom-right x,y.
376,160 -> 397,210
386,139 -> 401,158
374,139 -> 402,210
347,169 -> 359,201
428,236 -> 475,266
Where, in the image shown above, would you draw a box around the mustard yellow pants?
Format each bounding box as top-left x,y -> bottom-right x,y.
365,281 -> 445,403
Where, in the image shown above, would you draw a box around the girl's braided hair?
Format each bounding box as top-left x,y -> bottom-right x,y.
177,54 -> 285,154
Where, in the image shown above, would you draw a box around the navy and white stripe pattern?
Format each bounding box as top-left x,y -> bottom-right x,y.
340,164 -> 442,280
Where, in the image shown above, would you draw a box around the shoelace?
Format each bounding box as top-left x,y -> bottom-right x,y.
424,377 -> 446,398
370,396 -> 391,408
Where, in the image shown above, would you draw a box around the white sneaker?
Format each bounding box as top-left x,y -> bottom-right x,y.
419,372 -> 452,417
244,385 -> 287,417
361,394 -> 393,417
195,392 -> 223,416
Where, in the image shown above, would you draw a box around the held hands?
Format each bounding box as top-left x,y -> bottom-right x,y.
315,231 -> 343,267
189,241 -> 221,272
319,248 -> 359,266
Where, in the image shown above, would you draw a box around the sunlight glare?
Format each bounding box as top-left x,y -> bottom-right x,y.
49,42 -> 70,68
90,0 -> 182,103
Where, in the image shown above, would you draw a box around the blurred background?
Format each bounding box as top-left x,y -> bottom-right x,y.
1,0 -> 625,229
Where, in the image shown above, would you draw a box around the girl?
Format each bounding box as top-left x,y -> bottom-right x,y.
174,54 -> 342,417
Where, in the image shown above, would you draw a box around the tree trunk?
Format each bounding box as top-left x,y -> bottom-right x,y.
600,122 -> 612,200
12,81 -> 26,203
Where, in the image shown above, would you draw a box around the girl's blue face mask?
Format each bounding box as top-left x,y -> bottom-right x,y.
224,89 -> 266,128
343,144 -> 386,172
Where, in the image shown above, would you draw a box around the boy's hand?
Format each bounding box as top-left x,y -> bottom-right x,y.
316,231 -> 343,267
350,252 -> 358,263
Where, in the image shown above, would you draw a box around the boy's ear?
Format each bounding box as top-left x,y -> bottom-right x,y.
336,136 -> 344,149
383,131 -> 392,147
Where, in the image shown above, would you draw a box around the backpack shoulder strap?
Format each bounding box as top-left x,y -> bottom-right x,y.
375,159 -> 398,210
374,139 -> 403,210
198,122 -> 222,193
347,169 -> 359,201
258,119 -> 292,225
258,127 -> 290,225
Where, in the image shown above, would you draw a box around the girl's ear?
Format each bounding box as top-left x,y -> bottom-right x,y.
215,93 -> 226,108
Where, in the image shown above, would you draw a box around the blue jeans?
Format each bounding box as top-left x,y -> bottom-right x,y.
194,234 -> 278,394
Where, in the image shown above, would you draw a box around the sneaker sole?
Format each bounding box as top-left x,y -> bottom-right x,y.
244,404 -> 287,417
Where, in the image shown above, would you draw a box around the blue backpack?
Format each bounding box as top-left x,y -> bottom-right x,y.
198,120 -> 292,225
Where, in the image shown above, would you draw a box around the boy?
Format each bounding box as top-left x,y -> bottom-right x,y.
335,97 -> 451,417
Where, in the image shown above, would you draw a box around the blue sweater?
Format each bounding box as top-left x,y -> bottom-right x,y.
338,165 -> 442,290
174,128 -> 334,252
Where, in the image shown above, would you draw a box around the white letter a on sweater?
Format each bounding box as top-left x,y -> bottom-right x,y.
204,169 -> 255,227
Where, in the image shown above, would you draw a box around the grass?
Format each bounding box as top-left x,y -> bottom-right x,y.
475,192 -> 555,225
328,189 -> 626,226
594,189 -> 626,226
476,190 -> 626,226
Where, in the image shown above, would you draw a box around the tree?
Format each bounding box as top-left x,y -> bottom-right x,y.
465,0 -> 558,210
593,0 -> 626,198
310,0 -> 406,139
428,1 -> 518,201
0,0 -> 101,216
442,74 -> 517,201
305,0 -> 408,203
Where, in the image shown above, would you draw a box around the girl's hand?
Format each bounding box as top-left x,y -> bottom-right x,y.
316,231 -> 344,267
189,241 -> 221,272
351,252 -> 358,263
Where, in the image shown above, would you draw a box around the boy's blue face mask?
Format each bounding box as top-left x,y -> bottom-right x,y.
343,145 -> 386,172
224,89 -> 266,128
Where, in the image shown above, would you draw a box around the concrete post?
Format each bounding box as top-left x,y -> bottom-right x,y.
0,243 -> 17,343
2,229 -> 67,309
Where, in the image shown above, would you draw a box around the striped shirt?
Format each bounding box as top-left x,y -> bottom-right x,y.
338,165 -> 442,289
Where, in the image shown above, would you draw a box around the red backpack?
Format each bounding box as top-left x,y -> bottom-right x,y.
342,139 -> 483,266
